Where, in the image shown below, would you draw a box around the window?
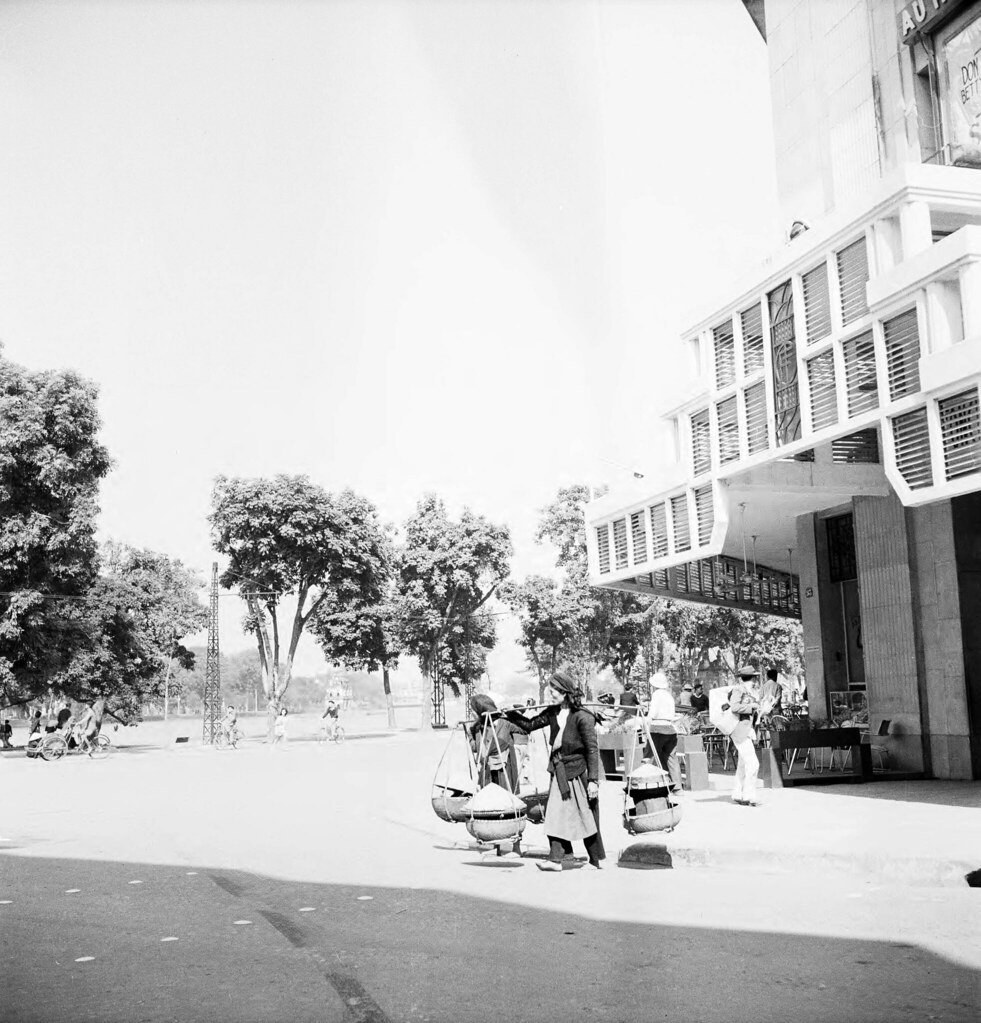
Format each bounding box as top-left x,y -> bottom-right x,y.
832,429 -> 880,464
843,330 -> 878,416
836,238 -> 870,326
650,503 -> 668,558
939,388 -> 981,481
596,525 -> 611,574
744,381 -> 769,454
690,408 -> 711,475
884,308 -> 921,400
630,510 -> 647,565
671,495 -> 691,553
938,11 -> 981,168
827,514 -> 857,583
716,396 -> 739,463
807,350 -> 838,430
769,279 -> 801,445
802,262 -> 832,344
713,319 -> 736,388
694,485 -> 714,545
741,302 -> 765,374
892,408 -> 933,489
613,518 -> 629,570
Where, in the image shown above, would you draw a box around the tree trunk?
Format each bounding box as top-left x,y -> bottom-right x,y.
419,663 -> 433,732
383,665 -> 396,730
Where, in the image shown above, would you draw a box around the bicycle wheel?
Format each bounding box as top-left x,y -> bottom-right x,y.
40,735 -> 68,762
88,734 -> 111,759
214,732 -> 228,750
334,727 -> 345,745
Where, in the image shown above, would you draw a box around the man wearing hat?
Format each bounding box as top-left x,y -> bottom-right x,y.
729,665 -> 762,806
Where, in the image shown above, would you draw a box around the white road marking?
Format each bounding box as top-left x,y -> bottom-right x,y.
0,900 -> 12,905
74,957 -> 95,963
299,907 -> 316,912
65,889 -> 81,894
186,871 -> 198,876
128,880 -> 142,885
356,896 -> 373,901
161,936 -> 179,942
233,919 -> 252,925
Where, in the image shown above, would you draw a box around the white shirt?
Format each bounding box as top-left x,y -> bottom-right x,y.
646,690 -> 677,734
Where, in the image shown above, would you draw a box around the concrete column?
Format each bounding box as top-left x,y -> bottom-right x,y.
899,199 -> 933,260
958,260 -> 981,341
853,495 -> 924,774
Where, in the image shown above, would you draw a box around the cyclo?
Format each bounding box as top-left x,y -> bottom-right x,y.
27,728 -> 111,761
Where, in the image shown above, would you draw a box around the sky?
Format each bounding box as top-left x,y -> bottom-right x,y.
0,0 -> 779,688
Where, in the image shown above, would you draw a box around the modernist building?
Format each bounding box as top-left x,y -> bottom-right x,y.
586,0 -> 981,779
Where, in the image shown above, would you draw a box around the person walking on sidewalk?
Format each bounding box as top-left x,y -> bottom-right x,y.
506,670 -> 605,871
645,672 -> 682,792
730,665 -> 761,806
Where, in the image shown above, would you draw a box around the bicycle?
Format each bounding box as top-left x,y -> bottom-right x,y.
319,719 -> 345,745
28,731 -> 112,762
215,726 -> 242,750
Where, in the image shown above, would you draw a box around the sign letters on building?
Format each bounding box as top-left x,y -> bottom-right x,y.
898,0 -> 967,43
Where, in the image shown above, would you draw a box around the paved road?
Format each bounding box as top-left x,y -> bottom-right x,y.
2,732 -> 980,1022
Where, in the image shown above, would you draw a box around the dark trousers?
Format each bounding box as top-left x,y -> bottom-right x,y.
651,732 -> 681,790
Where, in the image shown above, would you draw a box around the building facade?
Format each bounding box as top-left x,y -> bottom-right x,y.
586,0 -> 981,779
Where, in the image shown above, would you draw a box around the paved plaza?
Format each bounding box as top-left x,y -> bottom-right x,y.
1,720 -> 980,1022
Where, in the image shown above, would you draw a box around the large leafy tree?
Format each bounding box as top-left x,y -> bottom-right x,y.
499,575 -> 582,701
0,348 -> 112,704
394,495 -> 511,729
209,475 -> 388,732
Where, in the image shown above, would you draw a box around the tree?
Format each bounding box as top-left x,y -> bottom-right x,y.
394,495 -> 511,729
0,348 -> 112,705
102,543 -> 209,717
499,576 -> 581,701
209,475 -> 388,735
534,483 -> 651,696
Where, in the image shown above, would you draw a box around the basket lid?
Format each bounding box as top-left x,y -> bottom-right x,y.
626,762 -> 670,786
468,782 -> 526,813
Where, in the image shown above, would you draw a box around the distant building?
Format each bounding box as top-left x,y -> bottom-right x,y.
587,0 -> 981,779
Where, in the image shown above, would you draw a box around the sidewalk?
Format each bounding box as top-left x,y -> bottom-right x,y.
610,773 -> 981,887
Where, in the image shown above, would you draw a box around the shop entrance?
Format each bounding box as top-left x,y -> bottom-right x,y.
827,513 -> 865,689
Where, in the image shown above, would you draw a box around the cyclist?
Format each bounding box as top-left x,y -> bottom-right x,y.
69,705 -> 97,749
321,697 -> 340,741
221,704 -> 240,747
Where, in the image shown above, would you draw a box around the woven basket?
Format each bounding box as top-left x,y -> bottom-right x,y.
623,801 -> 683,835
521,791 -> 548,825
466,815 -> 527,843
431,787 -> 473,823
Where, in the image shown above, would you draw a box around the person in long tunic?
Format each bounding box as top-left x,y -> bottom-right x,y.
506,670 -> 605,871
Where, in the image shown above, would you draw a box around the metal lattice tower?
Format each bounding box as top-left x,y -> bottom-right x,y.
431,652 -> 446,728
202,562 -> 221,743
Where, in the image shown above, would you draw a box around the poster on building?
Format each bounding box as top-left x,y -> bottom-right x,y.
944,13 -> 981,167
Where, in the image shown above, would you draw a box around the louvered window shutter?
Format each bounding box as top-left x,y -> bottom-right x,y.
806,350 -> 838,430
717,396 -> 739,463
694,485 -> 714,545
843,330 -> 878,416
939,388 -> 981,481
630,510 -> 647,565
671,495 -> 691,553
802,262 -> 832,344
741,303 -> 764,374
832,429 -> 879,463
884,308 -> 921,401
690,409 -> 711,475
891,409 -> 933,489
714,320 -> 735,388
652,568 -> 669,588
596,524 -> 611,573
613,518 -> 629,569
837,238 -> 870,325
744,381 -> 768,453
650,503 -> 668,558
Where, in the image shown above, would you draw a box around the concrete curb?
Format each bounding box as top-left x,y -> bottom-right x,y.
617,837 -> 978,888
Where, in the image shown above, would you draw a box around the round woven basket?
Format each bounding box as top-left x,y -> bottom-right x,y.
431,788 -> 473,823
623,802 -> 683,835
466,816 -> 527,843
520,791 -> 548,825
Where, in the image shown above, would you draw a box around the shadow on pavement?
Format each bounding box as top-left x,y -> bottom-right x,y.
791,779 -> 981,808
1,853 -> 979,1023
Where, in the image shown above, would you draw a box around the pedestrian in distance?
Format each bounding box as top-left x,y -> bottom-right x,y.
271,707 -> 288,749
617,682 -> 640,719
505,670 -> 605,872
645,672 -> 682,792
689,682 -> 709,715
1,719 -> 13,749
730,665 -> 762,806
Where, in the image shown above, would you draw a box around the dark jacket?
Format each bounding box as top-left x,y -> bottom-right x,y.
507,705 -> 600,789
